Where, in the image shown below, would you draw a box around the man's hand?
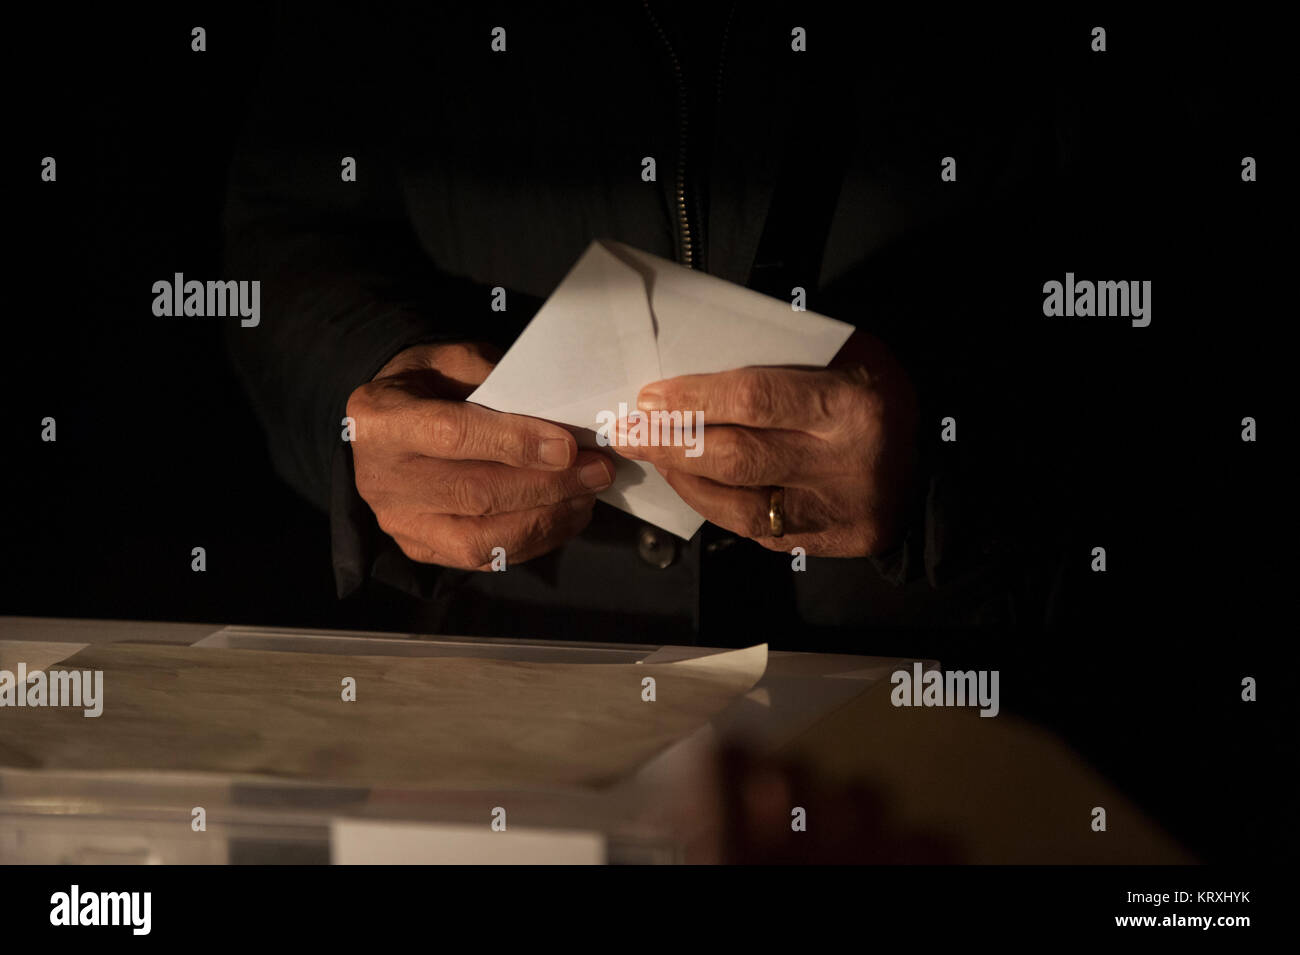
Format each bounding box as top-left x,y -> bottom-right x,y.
611,332 -> 917,557
346,342 -> 614,569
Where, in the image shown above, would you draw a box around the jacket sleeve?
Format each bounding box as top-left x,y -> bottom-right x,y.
794,20 -> 1082,628
221,15 -> 483,595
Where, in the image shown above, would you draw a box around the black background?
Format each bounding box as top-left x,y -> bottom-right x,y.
1,6 -> 1289,865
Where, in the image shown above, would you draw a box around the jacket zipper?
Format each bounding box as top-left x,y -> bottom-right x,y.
707,4 -> 735,271
641,0 -> 695,269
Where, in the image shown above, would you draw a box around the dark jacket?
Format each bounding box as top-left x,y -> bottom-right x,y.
224,5 -> 1074,646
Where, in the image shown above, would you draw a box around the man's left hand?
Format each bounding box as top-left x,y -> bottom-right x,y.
611,332 -> 918,557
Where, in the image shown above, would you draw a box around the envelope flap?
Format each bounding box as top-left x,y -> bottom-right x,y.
468,241 -> 661,420
602,242 -> 853,377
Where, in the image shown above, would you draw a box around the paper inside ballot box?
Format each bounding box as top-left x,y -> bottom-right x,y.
467,240 -> 854,539
0,642 -> 767,789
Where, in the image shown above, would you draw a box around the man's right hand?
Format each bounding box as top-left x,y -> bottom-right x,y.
345,342 -> 613,569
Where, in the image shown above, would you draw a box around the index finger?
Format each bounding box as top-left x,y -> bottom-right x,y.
405,399 -> 579,470
635,367 -> 844,430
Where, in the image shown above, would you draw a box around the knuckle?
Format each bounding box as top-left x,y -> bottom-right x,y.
491,426 -> 528,466
521,476 -> 559,510
345,383 -> 374,420
438,342 -> 480,366
452,532 -> 491,570
515,508 -> 550,544
716,435 -> 760,485
344,384 -> 379,438
817,380 -> 846,423
396,538 -> 438,564
526,502 -> 568,542
451,475 -> 493,516
373,510 -> 406,541
428,406 -> 466,458
733,375 -> 774,422
529,477 -> 563,508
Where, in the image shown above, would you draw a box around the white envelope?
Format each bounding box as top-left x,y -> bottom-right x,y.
467,240 -> 854,539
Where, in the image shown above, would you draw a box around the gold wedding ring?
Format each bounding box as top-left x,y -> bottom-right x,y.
768,487 -> 786,538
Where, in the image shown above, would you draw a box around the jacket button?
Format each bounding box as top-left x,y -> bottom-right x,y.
637,525 -> 678,569
705,535 -> 738,553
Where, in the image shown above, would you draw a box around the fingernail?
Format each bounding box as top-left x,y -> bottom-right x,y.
579,460 -> 613,489
637,388 -> 666,411
540,438 -> 571,467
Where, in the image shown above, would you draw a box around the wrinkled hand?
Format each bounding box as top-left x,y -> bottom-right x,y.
346,342 -> 614,569
612,332 -> 917,557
